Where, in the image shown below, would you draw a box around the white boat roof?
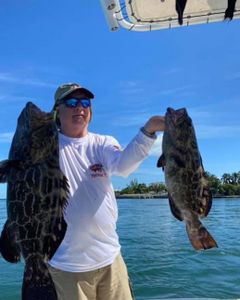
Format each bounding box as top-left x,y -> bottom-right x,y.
100,0 -> 240,31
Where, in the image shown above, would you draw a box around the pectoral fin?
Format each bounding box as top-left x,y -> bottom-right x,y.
0,159 -> 23,182
0,220 -> 21,263
157,154 -> 166,170
200,186 -> 212,217
0,160 -> 11,183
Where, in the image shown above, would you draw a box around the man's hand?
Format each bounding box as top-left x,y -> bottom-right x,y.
143,116 -> 165,135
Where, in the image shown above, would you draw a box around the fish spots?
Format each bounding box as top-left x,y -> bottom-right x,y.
40,177 -> 47,194
33,167 -> 41,189
172,155 -> 185,168
1,102 -> 70,298
160,107 -> 217,250
24,222 -> 39,239
54,178 -> 60,189
41,196 -> 51,210
25,169 -> 34,188
58,223 -> 62,231
24,194 -> 34,217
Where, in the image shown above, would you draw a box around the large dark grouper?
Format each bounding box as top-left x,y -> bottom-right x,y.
0,102 -> 69,300
157,107 -> 217,250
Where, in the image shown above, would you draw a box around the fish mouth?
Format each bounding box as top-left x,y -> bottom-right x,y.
26,102 -> 53,122
17,102 -> 54,132
166,107 -> 187,126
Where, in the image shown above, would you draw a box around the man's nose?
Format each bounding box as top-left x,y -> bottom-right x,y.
75,103 -> 85,109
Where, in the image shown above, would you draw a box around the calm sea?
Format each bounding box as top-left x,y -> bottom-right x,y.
0,198 -> 240,300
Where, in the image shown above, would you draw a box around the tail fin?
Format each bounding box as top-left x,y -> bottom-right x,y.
186,220 -> 218,250
22,258 -> 57,300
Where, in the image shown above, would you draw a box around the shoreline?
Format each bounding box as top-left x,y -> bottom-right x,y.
1,195 -> 240,201
116,193 -> 240,199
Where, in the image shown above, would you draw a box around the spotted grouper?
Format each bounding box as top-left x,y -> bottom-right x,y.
157,107 -> 217,250
0,102 -> 69,300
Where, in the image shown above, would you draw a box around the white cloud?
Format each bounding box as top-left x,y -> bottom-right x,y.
195,124 -> 240,139
118,80 -> 145,95
0,94 -> 35,104
0,72 -> 55,88
185,106 -> 240,139
111,111 -> 152,127
225,71 -> 240,80
0,132 -> 14,143
162,68 -> 180,75
187,107 -> 213,119
130,163 -> 165,182
159,85 -> 194,96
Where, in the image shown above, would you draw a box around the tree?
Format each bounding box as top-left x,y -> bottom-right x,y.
148,182 -> 167,194
222,184 -> 237,196
221,172 -> 240,186
120,179 -> 142,194
221,173 -> 232,184
205,172 -> 221,194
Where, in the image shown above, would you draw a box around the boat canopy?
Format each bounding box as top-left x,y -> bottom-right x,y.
100,0 -> 240,31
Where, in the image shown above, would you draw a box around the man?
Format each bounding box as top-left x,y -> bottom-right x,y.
48,83 -> 165,300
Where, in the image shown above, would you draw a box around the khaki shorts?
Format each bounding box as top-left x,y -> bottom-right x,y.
48,253 -> 134,300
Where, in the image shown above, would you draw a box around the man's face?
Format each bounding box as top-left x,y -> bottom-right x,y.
57,94 -> 91,136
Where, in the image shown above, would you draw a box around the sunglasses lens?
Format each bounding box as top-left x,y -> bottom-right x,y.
64,99 -> 91,108
81,99 -> 91,108
64,99 -> 78,107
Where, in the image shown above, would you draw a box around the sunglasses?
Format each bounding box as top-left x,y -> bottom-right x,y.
60,98 -> 91,108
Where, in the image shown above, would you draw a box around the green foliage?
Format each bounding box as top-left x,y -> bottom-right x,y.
119,179 -> 167,195
119,171 -> 240,196
205,171 -> 240,196
221,172 -> 240,185
205,172 -> 221,194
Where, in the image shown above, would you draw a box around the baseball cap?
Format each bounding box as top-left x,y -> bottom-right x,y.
54,83 -> 94,105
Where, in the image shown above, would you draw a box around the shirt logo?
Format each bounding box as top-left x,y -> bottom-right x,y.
89,164 -> 107,178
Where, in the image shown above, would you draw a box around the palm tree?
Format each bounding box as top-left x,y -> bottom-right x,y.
221,173 -> 232,184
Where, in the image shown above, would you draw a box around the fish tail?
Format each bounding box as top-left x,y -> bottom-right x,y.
22,258 -> 57,300
186,220 -> 218,250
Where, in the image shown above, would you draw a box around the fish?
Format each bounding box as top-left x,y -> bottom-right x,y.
225,0 -> 237,20
157,107 -> 217,250
0,102 -> 69,300
176,0 -> 188,25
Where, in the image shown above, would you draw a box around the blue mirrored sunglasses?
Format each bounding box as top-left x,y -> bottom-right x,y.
62,98 -> 91,108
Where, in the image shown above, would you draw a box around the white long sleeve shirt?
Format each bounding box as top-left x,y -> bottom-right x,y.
49,130 -> 156,272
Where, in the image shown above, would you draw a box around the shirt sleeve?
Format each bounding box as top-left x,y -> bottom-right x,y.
101,130 -> 158,177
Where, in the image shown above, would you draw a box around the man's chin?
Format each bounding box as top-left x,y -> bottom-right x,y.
72,116 -> 85,123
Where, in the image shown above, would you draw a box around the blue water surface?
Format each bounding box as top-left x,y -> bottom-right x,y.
0,198 -> 240,300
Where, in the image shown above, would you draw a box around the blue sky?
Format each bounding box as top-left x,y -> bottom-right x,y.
0,1 -> 240,198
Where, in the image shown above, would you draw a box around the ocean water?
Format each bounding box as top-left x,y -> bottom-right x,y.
0,198 -> 240,300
